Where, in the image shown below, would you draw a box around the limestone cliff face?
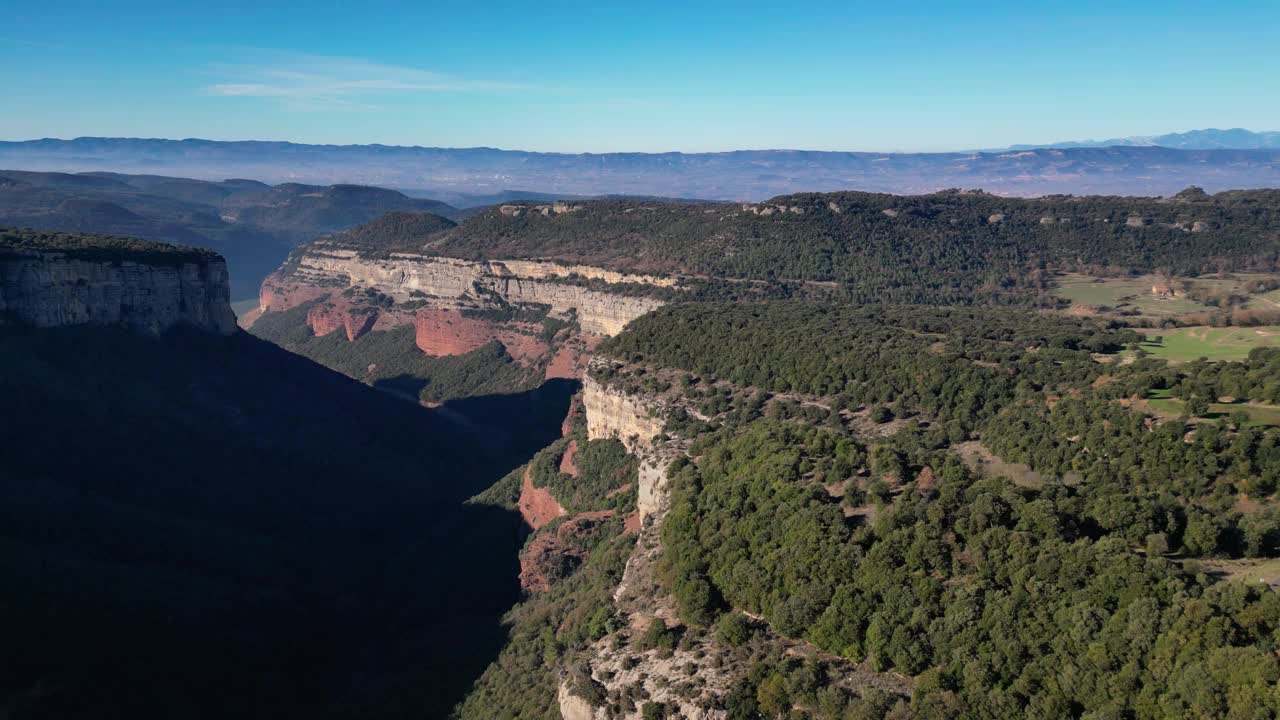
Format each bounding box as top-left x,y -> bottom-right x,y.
0,247 -> 237,335
274,248 -> 666,336
564,372 -> 731,719
582,373 -> 668,453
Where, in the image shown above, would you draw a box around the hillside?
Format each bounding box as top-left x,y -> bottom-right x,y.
0,232 -> 570,719
0,169 -> 459,297
459,302 -> 1280,719
426,188 -> 1280,305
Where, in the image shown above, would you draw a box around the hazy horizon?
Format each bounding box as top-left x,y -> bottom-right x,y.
5,1 -> 1278,153
2,127 -> 1277,156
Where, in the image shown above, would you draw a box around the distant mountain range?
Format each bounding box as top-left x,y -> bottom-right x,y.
1,135 -> 1278,201
999,127 -> 1280,151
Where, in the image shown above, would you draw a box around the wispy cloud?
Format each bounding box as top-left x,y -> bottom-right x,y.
202,52 -> 527,109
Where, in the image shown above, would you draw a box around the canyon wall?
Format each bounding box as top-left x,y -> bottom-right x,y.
0,247 -> 237,335
582,373 -> 668,453
272,247 -> 667,336
562,373 -> 732,719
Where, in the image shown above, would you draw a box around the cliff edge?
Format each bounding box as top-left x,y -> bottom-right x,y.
0,228 -> 238,335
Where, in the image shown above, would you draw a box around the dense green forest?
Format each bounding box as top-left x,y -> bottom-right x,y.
0,226 -> 218,264
428,188 -> 1280,305
601,303 -> 1140,435
560,301 -> 1280,718
662,421 -> 1280,718
1166,347 -> 1280,404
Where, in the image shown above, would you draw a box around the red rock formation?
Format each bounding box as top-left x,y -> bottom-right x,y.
413,308 -> 553,364
545,343 -> 579,379
259,277 -> 330,313
519,510 -> 617,592
623,511 -> 641,536
414,309 -> 498,356
306,304 -> 345,337
306,303 -> 379,340
559,439 -> 580,477
517,465 -> 567,530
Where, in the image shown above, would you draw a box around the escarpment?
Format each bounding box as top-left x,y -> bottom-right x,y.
535,356 -> 916,720
251,237 -> 672,394
263,247 -> 667,337
555,370 -> 739,719
582,370 -> 669,453
0,229 -> 237,335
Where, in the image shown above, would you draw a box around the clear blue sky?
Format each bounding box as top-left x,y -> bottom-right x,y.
3,0 -> 1277,152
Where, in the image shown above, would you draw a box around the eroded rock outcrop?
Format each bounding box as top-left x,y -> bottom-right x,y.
264,249 -> 667,336
0,245 -> 237,335
582,371 -> 668,453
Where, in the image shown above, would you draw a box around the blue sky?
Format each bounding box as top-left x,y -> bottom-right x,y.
3,0 -> 1277,152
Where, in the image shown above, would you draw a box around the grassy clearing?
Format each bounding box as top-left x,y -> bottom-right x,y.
1140,326 -> 1280,362
1055,273 -> 1208,315
953,441 -> 1055,488
1144,388 -> 1280,427
1055,272 -> 1280,319
1194,557 -> 1280,588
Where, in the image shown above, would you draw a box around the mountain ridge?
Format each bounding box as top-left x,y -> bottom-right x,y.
3,136 -> 1279,201
999,127 -> 1280,151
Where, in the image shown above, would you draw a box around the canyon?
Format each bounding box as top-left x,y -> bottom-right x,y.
250,235 -> 673,393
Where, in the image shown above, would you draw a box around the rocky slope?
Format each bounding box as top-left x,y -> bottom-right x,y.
0,228 -> 237,334
554,368 -> 911,719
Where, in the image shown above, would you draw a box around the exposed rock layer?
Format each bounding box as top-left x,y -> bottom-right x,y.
582,373 -> 668,453
0,247 -> 237,334
272,249 -> 667,336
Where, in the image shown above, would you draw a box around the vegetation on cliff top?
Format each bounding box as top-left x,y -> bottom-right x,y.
582,301 -> 1280,717
319,210 -> 457,258
0,226 -> 221,265
424,188 -> 1280,305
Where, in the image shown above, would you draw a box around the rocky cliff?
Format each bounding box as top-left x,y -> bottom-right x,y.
555,365 -> 912,719
0,232 -> 238,335
266,247 -> 667,336
561,374 -> 734,718
582,372 -> 669,453
251,240 -> 671,390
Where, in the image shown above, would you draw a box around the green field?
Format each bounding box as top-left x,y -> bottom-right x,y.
1145,388 -> 1280,427
1141,326 -> 1280,362
1055,272 -> 1280,319
1054,273 -> 1208,315
1193,557 -> 1280,588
